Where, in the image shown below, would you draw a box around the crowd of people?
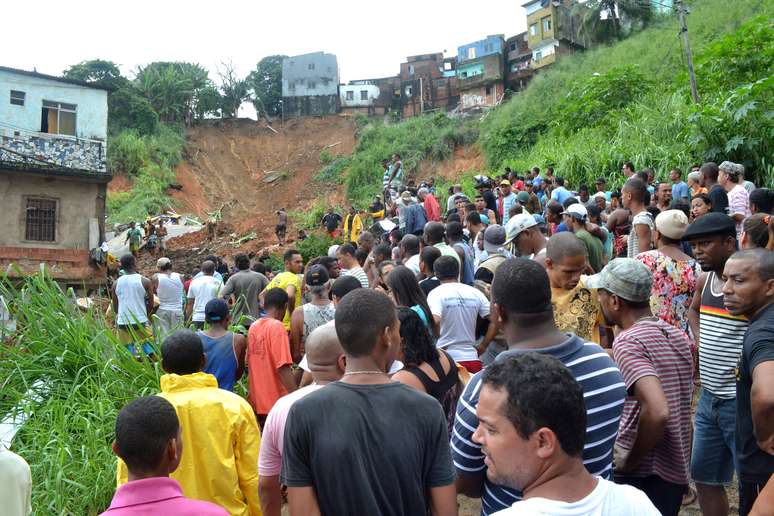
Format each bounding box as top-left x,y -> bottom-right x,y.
5,157 -> 773,516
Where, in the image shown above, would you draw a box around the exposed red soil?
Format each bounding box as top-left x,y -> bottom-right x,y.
107,172 -> 132,193
416,145 -> 485,183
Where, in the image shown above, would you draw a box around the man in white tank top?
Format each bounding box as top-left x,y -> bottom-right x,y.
112,254 -> 154,356
152,257 -> 185,337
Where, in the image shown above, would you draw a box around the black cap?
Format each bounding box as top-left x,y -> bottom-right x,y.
204,298 -> 229,322
305,264 -> 330,287
682,212 -> 737,241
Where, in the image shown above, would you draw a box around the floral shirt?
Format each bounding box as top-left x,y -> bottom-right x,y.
636,250 -> 701,337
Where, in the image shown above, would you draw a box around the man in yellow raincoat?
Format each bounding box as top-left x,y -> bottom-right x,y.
117,329 -> 262,515
342,206 -> 362,245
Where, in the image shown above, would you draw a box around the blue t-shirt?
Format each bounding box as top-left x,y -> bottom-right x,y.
672,181 -> 690,202
551,186 -> 573,206
451,335 -> 626,515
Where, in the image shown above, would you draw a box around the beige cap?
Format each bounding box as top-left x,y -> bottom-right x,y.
156,257 -> 171,268
655,209 -> 689,240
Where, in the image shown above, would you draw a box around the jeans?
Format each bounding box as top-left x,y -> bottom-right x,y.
690,388 -> 737,485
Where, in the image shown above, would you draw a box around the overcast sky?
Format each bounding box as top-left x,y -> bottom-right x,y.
5,0 -> 528,83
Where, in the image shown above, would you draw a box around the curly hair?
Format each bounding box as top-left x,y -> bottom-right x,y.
396,307 -> 438,367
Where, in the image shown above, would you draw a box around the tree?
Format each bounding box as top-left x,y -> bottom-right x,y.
134,62 -> 211,125
217,60 -> 250,118
246,55 -> 286,118
63,59 -> 127,90
194,85 -> 223,121
574,0 -> 655,46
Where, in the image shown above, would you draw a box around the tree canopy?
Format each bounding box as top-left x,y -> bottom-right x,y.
247,55 -> 286,118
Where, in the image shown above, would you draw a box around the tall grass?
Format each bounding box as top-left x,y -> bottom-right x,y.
0,274 -> 160,515
106,124 -> 186,223
479,0 -> 770,187
345,113 -> 478,206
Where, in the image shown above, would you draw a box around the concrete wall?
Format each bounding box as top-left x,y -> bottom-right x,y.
282,52 -> 339,97
0,170 -> 104,249
460,82 -> 505,109
282,94 -> 339,117
340,84 -> 381,107
457,35 -> 504,64
0,69 -> 107,140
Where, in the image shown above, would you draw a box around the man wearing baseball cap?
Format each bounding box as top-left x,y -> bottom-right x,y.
562,203 -> 604,273
473,225 -> 512,284
498,180 -> 518,226
290,264 -> 335,365
587,259 -> 694,515
504,213 -> 548,266
198,299 -> 246,392
683,212 -> 748,516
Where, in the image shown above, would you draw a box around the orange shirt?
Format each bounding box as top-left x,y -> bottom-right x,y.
247,318 -> 293,415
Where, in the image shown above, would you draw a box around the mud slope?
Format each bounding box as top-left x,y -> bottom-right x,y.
171,117 -> 356,234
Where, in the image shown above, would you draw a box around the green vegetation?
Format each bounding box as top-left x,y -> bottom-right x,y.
479,0 -> 772,188
0,274 -> 160,514
315,156 -> 350,184
106,125 -> 185,224
344,113 -> 478,206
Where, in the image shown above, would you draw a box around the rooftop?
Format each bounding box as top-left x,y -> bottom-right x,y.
0,66 -> 112,91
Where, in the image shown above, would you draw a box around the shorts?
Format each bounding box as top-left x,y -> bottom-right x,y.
154,308 -> 183,336
690,387 -> 737,485
129,243 -> 140,253
117,324 -> 154,356
739,480 -> 769,516
614,474 -> 685,516
275,225 -> 287,237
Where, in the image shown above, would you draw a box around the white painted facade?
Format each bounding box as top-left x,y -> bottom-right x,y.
523,0 -> 544,16
340,84 -> 380,107
0,68 -> 108,141
532,39 -> 557,61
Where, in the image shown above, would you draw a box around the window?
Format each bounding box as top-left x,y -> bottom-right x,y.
360,90 -> 368,101
308,81 -> 316,89
308,63 -> 315,70
484,43 -> 493,53
408,65 -> 414,75
535,51 -> 543,61
10,90 -> 25,106
467,47 -> 477,59
542,17 -> 552,32
510,43 -> 516,51
25,198 -> 57,242
530,23 -> 538,36
346,90 -> 354,101
461,71 -> 468,78
40,101 -> 76,136
405,85 -> 413,97
486,85 -> 492,95
443,61 -> 452,71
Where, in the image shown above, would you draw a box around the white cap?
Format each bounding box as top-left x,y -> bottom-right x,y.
504,213 -> 538,245
561,203 -> 588,220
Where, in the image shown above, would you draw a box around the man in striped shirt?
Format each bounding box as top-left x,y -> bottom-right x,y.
587,259 -> 694,516
451,258 -> 626,515
685,213 -> 747,516
335,244 -> 369,288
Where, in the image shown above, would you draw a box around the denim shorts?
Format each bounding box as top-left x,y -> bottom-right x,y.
690,387 -> 737,485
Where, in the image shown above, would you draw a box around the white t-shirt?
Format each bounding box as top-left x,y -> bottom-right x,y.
186,275 -> 222,322
492,477 -> 659,516
404,254 -> 421,276
427,281 -> 490,362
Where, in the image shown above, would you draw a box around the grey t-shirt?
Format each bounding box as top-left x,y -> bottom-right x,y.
220,270 -> 268,323
281,381 -> 455,516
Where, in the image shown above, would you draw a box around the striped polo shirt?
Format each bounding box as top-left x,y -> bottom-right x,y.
613,318 -> 694,485
451,335 -> 626,515
699,272 -> 748,398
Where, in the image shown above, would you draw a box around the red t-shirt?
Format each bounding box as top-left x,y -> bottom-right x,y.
612,318 -> 694,485
247,318 -> 293,415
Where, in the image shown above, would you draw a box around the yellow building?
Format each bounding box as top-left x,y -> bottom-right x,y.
522,0 -> 584,69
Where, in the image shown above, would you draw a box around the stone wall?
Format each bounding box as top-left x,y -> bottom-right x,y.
0,133 -> 106,173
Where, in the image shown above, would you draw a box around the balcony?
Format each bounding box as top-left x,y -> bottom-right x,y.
0,128 -> 106,175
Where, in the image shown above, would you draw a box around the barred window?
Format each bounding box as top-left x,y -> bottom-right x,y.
25,198 -> 57,242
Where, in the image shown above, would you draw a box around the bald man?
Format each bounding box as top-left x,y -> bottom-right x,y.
258,322 -> 345,516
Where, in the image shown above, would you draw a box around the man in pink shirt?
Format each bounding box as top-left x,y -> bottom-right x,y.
258,322 -> 345,516
418,187 -> 441,222
102,396 -> 226,515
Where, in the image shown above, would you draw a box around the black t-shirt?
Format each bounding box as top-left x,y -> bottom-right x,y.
736,302 -> 774,483
709,184 -> 729,215
419,276 -> 441,297
482,189 -> 498,215
281,381 -> 455,516
321,213 -> 342,232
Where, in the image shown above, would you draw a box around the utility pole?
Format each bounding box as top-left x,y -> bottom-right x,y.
676,1 -> 700,104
